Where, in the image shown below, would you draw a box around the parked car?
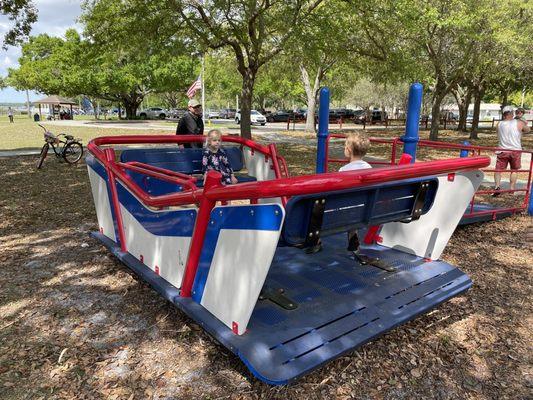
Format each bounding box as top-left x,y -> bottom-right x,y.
138,107 -> 168,119
353,110 -> 366,124
235,110 -> 267,125
206,109 -> 220,119
169,108 -> 188,119
334,108 -> 349,118
219,108 -> 237,119
267,110 -> 291,122
292,108 -> 307,120
370,110 -> 387,123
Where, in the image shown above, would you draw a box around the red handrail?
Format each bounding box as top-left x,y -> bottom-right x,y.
325,134 -> 400,169
89,135 -> 491,300
416,139 -> 533,217
118,162 -> 198,190
88,136 -> 489,208
125,161 -> 197,182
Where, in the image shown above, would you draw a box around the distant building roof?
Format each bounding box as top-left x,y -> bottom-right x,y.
34,95 -> 77,105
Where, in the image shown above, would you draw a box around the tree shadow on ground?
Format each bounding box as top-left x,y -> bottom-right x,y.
1,155 -> 531,399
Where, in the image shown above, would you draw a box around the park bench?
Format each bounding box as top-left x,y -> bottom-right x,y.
282,178 -> 438,248
119,146 -> 257,195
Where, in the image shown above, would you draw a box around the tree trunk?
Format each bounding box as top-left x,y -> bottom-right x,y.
239,68 -> 256,140
500,90 -> 509,113
300,65 -> 322,132
453,86 -> 472,132
470,86 -> 484,140
122,94 -> 143,120
429,82 -> 447,141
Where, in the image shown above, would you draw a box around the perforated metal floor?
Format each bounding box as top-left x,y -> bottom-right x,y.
459,203 -> 515,225
92,232 -> 471,385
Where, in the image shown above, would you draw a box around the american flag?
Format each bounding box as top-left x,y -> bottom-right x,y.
186,75 -> 202,99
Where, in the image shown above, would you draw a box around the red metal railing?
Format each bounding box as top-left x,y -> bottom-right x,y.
89,135 -> 489,297
325,134 -> 400,169
416,140 -> 533,220
325,134 -> 533,220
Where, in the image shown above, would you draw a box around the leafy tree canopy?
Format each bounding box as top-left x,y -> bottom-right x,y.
1,0 -> 37,47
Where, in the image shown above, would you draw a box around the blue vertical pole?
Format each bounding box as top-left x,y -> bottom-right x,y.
400,82 -> 423,163
316,87 -> 330,173
460,141 -> 470,158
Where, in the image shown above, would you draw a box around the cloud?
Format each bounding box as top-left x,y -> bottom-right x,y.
0,0 -> 82,77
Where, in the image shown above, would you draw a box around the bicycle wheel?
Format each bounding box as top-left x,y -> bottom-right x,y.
36,143 -> 49,169
63,142 -> 83,164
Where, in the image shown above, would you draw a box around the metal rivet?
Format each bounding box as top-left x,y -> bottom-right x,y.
210,220 -> 214,224
219,210 -> 223,216
315,230 -> 319,235
315,200 -> 319,204
309,232 -> 314,237
274,210 -> 279,215
321,199 -> 325,204
251,210 -> 254,215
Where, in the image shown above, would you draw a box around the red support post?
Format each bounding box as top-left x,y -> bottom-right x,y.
269,143 -> 288,206
364,153 -> 412,245
180,170 -> 221,297
104,148 -> 127,252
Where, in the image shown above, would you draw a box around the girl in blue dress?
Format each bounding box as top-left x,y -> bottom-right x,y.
202,129 -> 238,185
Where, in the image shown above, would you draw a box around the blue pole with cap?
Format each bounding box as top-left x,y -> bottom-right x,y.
400,82 -> 423,163
460,141 -> 470,158
316,87 -> 330,173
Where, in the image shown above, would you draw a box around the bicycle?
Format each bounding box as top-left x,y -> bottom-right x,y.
36,124 -> 84,169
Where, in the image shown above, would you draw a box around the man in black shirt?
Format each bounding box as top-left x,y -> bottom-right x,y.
176,99 -> 204,148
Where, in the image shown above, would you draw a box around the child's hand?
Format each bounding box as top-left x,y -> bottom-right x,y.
231,175 -> 238,184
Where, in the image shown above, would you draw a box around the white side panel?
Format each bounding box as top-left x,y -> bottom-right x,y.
243,148 -> 281,204
200,229 -> 281,335
243,148 -> 276,181
120,206 -> 190,289
379,170 -> 484,260
87,166 -> 116,242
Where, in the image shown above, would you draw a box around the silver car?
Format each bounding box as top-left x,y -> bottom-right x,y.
235,110 -> 266,125
138,107 -> 168,120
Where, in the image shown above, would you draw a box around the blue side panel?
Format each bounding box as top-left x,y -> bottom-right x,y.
120,146 -> 244,173
124,170 -> 186,196
87,153 -> 197,237
114,182 -> 196,237
191,204 -> 284,303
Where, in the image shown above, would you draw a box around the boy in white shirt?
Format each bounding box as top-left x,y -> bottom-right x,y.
339,132 -> 372,252
339,132 -> 372,172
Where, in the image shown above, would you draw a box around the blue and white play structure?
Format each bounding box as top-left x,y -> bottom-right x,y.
86,84 -> 491,384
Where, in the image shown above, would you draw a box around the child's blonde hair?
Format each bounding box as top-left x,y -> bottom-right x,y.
345,132 -> 370,157
207,129 -> 222,140
206,129 -> 222,147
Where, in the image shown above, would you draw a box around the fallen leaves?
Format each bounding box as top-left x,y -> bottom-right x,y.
1,146 -> 532,399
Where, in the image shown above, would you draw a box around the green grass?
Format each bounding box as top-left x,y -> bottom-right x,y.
0,116 -> 171,150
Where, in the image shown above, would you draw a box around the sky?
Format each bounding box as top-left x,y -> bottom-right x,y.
0,0 -> 82,103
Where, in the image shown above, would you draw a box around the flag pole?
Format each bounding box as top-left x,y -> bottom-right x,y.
201,54 -> 205,121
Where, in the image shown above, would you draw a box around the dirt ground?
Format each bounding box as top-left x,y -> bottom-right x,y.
0,138 -> 532,399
